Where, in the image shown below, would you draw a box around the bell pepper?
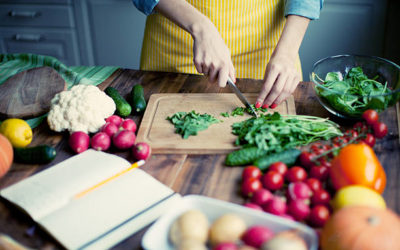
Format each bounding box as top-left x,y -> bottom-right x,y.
330,143 -> 386,194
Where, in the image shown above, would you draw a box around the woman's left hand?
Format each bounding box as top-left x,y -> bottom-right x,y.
256,51 -> 301,108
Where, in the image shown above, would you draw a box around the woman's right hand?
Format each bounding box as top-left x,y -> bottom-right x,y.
191,22 -> 236,87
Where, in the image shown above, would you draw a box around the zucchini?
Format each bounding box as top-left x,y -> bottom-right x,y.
130,84 -> 147,113
14,145 -> 57,164
253,148 -> 301,171
105,87 -> 132,117
225,147 -> 268,166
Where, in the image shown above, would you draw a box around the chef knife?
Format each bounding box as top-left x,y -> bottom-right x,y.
226,77 -> 259,118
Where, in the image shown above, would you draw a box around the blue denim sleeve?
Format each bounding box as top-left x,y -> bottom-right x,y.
132,0 -> 159,15
284,0 -> 324,20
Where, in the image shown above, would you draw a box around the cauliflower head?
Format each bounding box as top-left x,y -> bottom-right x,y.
47,85 -> 116,133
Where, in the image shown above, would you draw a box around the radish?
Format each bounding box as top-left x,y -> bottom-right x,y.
213,242 -> 238,250
251,189 -> 273,206
132,142 -> 151,160
262,196 -> 287,216
244,203 -> 263,211
105,115 -> 123,127
101,122 -> 119,137
242,225 -> 274,248
120,119 -> 137,133
287,182 -> 312,201
91,132 -> 111,151
113,130 -> 136,149
288,200 -> 310,221
69,131 -> 90,154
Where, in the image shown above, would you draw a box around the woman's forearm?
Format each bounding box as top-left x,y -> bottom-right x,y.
273,15 -> 310,58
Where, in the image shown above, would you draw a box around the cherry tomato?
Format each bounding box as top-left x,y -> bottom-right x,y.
261,171 -> 284,191
285,166 -> 308,183
242,166 -> 262,180
353,121 -> 368,133
299,152 -> 314,169
309,165 -> 329,181
345,129 -> 358,140
332,136 -> 348,145
362,109 -> 379,125
373,121 -> 388,139
362,133 -> 376,147
318,158 -> 332,168
309,205 -> 330,227
311,189 -> 331,206
305,178 -> 322,193
311,144 -> 325,155
241,178 -> 262,197
269,162 -> 288,176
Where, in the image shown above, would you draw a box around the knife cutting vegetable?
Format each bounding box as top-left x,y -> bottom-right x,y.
227,77 -> 259,118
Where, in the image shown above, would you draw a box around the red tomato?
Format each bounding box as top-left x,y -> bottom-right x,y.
373,121 -> 388,139
311,189 -> 331,206
353,121 -> 368,133
309,205 -> 330,227
269,162 -> 288,176
242,166 -> 262,180
362,109 -> 379,125
285,166 -> 308,183
309,165 -> 329,181
318,158 -> 332,168
305,178 -> 322,193
261,171 -> 284,191
299,152 -> 314,169
345,129 -> 358,140
362,133 -> 376,147
241,178 -> 262,197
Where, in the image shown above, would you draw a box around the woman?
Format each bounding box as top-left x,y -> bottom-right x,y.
132,0 -> 323,108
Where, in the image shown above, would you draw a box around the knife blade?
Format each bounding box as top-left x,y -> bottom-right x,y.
226,77 -> 259,118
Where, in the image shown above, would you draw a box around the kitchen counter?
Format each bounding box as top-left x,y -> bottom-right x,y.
0,69 -> 399,249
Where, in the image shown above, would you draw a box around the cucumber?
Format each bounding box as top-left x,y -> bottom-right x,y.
253,148 -> 301,171
105,87 -> 132,117
225,147 -> 268,166
14,145 -> 57,164
130,84 -> 147,113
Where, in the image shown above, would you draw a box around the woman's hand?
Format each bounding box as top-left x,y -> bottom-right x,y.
256,51 -> 301,108
256,15 -> 310,108
192,23 -> 236,87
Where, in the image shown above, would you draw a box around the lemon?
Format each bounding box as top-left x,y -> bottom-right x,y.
0,118 -> 32,148
332,185 -> 386,211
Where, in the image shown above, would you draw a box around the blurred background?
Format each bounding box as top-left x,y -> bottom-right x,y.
0,0 -> 398,80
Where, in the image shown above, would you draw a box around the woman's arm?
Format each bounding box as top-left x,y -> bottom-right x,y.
154,0 -> 236,86
256,15 -> 310,108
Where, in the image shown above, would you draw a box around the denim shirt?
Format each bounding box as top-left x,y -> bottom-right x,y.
132,0 -> 324,20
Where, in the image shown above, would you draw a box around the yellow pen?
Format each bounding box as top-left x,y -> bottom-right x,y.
74,159 -> 145,199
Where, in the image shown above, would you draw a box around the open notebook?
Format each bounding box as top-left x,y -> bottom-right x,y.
0,150 -> 181,250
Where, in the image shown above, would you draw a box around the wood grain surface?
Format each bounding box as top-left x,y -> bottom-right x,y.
136,93 -> 296,154
0,67 -> 66,119
0,70 -> 399,250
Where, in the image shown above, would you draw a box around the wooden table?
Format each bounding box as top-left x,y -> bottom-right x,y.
0,69 -> 399,249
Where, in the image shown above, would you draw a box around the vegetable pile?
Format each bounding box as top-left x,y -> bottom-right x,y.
167,111 -> 220,139
226,112 -> 342,166
316,67 -> 394,116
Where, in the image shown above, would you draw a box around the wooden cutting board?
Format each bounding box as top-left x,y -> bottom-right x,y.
136,93 -> 296,154
0,67 -> 66,119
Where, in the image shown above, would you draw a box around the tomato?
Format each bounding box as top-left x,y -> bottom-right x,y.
362,109 -> 379,125
345,129 -> 358,140
242,166 -> 262,180
299,152 -> 314,169
261,171 -> 284,191
311,189 -> 331,206
362,133 -> 376,147
285,166 -> 308,183
311,144 -> 325,155
269,162 -> 288,176
309,205 -> 330,228
309,165 -> 329,181
241,178 -> 262,197
330,143 -> 386,194
318,158 -> 332,168
372,121 -> 388,139
305,178 -> 322,193
353,121 -> 368,133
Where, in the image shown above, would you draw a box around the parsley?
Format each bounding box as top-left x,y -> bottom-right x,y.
167,111 -> 220,139
232,112 -> 342,153
220,112 -> 230,117
316,67 -> 394,116
229,105 -> 268,117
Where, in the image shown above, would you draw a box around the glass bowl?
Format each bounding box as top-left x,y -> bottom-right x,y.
310,55 -> 400,119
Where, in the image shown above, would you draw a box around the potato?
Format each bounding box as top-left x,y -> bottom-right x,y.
177,239 -> 208,250
169,210 -> 209,246
209,213 -> 247,246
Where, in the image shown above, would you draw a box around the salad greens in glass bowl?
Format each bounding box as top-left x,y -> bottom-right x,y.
310,55 -> 400,119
